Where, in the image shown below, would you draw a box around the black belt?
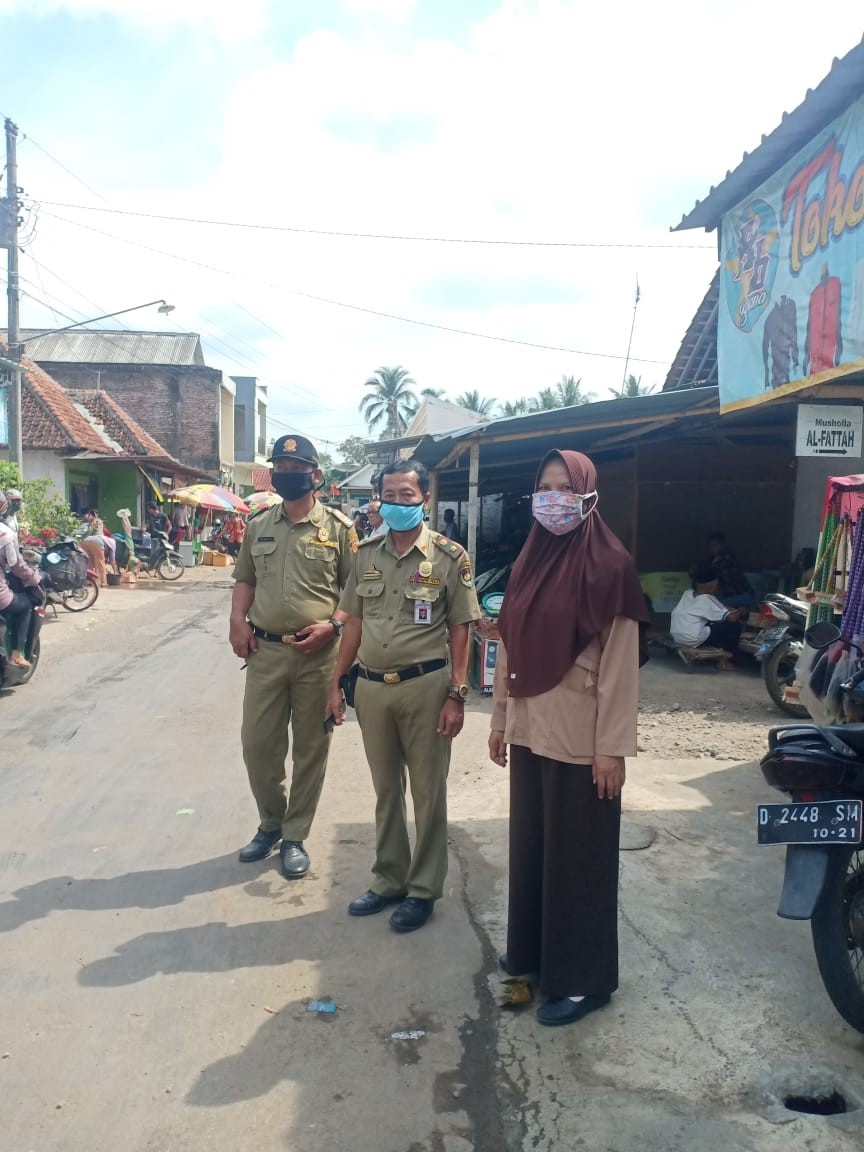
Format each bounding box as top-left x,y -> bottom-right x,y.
251,624 -> 301,645
358,658 -> 447,685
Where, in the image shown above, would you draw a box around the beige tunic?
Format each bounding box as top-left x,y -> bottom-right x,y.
490,616 -> 639,764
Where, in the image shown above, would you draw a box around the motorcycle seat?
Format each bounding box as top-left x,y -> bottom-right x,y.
826,724 -> 864,755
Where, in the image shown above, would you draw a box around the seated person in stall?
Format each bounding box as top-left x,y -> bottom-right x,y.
671,564 -> 746,656
221,512 -> 246,558
706,532 -> 754,609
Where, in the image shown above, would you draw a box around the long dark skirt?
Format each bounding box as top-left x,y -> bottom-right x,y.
507,745 -> 621,999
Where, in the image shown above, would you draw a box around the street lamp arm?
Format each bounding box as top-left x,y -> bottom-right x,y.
12,299 -> 175,347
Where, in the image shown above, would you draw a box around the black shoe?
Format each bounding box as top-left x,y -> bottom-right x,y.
238,827 -> 281,863
348,889 -> 406,917
279,840 -> 310,879
536,994 -> 611,1028
389,897 -> 433,933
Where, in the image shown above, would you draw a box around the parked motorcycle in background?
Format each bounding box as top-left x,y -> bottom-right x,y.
754,593 -> 809,718
21,538 -> 99,613
758,620 -> 864,1032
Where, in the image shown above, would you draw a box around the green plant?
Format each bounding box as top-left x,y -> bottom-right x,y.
0,461 -> 22,489
19,477 -> 80,538
360,366 -> 419,438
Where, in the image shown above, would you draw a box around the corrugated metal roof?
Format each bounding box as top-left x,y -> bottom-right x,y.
674,36 -> 864,232
10,329 -> 206,367
663,272 -> 719,392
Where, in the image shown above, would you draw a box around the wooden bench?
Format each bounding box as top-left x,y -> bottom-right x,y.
652,633 -> 729,671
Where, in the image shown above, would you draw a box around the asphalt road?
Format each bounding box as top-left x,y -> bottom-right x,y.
2,580 -> 864,1152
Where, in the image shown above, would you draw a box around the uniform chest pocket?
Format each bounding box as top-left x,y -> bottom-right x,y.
403,586 -> 442,617
251,539 -> 279,577
305,543 -> 336,562
356,580 -> 385,616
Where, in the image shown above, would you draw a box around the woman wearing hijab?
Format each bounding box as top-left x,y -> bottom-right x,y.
489,450 -> 647,1027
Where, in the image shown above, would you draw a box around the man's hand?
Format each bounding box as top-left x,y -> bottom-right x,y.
229,616 -> 256,659
488,730 -> 507,767
728,608 -> 746,622
293,622 -> 337,655
326,683 -> 346,726
437,698 -> 465,739
592,755 -> 625,799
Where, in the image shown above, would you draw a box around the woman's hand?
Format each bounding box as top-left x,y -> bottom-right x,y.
593,755 -> 625,799
489,730 -> 507,767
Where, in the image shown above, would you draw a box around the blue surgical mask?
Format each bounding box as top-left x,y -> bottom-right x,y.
380,501 -> 425,532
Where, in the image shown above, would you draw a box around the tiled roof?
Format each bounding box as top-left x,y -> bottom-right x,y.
5,329 -> 205,367
663,272 -> 719,392
64,389 -> 172,457
22,359 -> 112,453
674,36 -> 864,232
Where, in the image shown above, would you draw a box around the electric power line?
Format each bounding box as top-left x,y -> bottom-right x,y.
41,210 -> 671,365
34,200 -> 714,249
18,137 -> 111,205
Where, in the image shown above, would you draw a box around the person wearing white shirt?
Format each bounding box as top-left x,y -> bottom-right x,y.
671,565 -> 745,654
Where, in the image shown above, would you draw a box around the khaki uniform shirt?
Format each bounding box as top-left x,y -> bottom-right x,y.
234,500 -> 358,634
491,616 -> 639,763
339,524 -> 481,671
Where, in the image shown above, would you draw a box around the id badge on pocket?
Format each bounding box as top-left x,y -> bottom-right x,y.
414,599 -> 432,625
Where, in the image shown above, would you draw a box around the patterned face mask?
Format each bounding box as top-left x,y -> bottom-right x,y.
531,489 -> 597,535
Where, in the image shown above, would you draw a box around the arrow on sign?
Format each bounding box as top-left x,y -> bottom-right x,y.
815,448 -> 849,455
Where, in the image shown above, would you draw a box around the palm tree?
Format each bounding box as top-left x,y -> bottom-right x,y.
360,366 -> 419,438
455,390 -> 495,417
420,387 -> 447,400
555,375 -> 593,406
609,374 -> 655,399
528,387 -> 560,412
499,399 -> 529,417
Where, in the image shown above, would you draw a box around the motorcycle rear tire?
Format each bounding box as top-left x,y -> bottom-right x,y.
763,638 -> 809,718
158,554 -> 185,581
811,846 -> 864,1033
62,577 -> 100,612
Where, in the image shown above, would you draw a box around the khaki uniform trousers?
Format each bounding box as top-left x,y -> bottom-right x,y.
241,638 -> 336,842
355,666 -> 451,901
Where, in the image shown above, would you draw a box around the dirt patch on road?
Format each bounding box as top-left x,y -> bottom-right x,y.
637,652 -> 790,762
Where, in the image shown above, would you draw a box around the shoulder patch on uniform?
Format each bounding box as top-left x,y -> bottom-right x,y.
433,533 -> 465,559
356,536 -> 379,547
328,507 -> 355,528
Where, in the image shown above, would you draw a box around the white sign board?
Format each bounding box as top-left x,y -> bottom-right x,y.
796,405 -> 863,458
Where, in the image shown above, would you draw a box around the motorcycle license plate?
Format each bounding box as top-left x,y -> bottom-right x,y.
757,800 -> 863,845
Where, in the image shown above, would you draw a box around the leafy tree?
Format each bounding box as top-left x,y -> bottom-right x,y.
18,476 -> 79,538
337,436 -> 369,469
610,374 -> 655,398
455,390 -> 495,416
0,461 -> 22,489
359,366 -> 419,438
498,399 -> 529,417
554,375 -> 593,406
529,387 -> 560,412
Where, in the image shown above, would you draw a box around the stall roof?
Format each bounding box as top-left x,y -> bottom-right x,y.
674,36 -> 864,233
663,271 -> 719,392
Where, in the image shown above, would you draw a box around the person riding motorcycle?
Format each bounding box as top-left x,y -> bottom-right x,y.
0,493 -> 42,668
2,487 -> 22,535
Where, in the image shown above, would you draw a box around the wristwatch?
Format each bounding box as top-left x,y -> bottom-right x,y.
448,684 -> 469,702
329,618 -> 344,637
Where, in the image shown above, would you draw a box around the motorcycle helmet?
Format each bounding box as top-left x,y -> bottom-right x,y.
5,488 -> 22,508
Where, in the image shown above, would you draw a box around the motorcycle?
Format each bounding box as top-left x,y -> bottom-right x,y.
758,619 -> 864,1032
0,581 -> 46,691
130,528 -> 185,581
21,538 -> 99,614
754,593 -> 809,718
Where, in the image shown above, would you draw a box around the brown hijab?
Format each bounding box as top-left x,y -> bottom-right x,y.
497,450 -> 648,698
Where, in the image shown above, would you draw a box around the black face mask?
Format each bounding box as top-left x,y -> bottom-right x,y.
271,471 -> 316,502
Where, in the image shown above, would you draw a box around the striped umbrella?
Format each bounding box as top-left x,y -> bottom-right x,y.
246,490 -> 281,511
169,484 -> 250,514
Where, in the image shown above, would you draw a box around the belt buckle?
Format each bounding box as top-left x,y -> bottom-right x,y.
383,672 -> 401,685
281,634 -> 295,645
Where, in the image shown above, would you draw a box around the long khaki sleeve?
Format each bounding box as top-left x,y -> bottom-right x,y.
488,616 -> 640,764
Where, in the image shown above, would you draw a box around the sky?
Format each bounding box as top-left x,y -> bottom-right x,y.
1,0 -> 863,453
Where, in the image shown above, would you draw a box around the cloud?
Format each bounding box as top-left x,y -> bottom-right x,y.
0,0 -> 271,38
341,0 -> 417,20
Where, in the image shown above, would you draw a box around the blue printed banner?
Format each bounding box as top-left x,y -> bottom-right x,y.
719,93 -> 864,411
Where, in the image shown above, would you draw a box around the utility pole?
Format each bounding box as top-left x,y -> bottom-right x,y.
3,117 -> 22,475
621,277 -> 641,394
